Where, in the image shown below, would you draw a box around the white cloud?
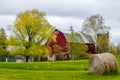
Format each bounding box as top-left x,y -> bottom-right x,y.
0,0 -> 120,44
0,15 -> 15,26
47,16 -> 84,32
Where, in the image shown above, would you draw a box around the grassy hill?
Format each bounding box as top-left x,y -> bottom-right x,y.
0,57 -> 120,80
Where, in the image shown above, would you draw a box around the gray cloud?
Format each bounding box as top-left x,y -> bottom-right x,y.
0,0 -> 120,20
0,0 -> 120,44
0,0 -> 100,18
0,0 -> 118,16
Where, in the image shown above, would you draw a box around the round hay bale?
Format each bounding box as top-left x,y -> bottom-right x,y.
89,53 -> 118,75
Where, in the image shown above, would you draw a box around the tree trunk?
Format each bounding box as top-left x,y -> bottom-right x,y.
25,56 -> 29,62
38,55 -> 41,62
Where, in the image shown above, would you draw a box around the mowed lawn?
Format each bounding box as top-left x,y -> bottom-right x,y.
0,57 -> 120,80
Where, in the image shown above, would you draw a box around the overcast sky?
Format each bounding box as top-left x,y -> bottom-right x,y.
0,0 -> 120,45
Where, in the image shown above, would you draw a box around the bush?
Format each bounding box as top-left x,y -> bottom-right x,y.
40,56 -> 48,61
79,53 -> 92,59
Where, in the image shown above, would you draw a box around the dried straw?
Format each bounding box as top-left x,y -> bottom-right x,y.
89,53 -> 118,75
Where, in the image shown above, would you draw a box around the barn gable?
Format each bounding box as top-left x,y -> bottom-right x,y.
48,29 -> 68,54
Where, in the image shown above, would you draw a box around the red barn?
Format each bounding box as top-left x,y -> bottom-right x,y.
79,32 -> 95,54
64,32 -> 95,54
47,29 -> 95,61
48,29 -> 69,61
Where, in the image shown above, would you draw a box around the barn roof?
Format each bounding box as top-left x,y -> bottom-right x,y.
42,28 -> 94,44
63,31 -> 94,43
79,32 -> 94,43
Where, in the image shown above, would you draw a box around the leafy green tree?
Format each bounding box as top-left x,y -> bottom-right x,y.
67,26 -> 84,43
68,26 -> 88,59
109,43 -> 118,55
10,9 -> 55,62
0,28 -> 7,49
118,43 -> 120,54
70,43 -> 88,59
68,32 -> 84,43
96,32 -> 109,53
0,28 -> 8,57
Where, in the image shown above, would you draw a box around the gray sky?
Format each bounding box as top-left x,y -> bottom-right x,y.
0,0 -> 120,45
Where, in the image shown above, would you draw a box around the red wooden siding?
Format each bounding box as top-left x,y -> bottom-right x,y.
48,29 -> 95,61
85,43 -> 95,54
48,29 -> 68,54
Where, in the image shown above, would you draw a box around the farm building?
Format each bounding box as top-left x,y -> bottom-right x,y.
47,29 -> 95,61
79,32 -> 95,54
64,31 -> 95,54
47,29 -> 69,61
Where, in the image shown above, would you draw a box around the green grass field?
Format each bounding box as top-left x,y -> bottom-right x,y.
0,57 -> 120,80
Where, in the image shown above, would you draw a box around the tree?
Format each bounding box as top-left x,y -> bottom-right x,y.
11,9 -> 55,62
96,32 -> 109,53
118,43 -> 120,54
0,28 -> 8,57
68,26 -> 88,59
109,43 -> 118,55
67,26 -> 84,43
70,43 -> 88,59
81,14 -> 110,53
81,14 -> 110,43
